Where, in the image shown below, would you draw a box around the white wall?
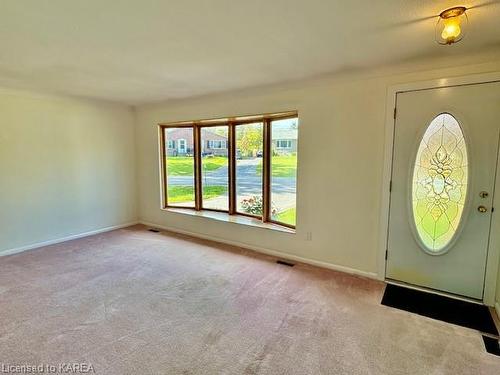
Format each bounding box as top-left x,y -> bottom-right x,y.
0,89 -> 137,253
135,60 -> 500,287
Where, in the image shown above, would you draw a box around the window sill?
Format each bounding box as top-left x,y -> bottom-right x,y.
161,208 -> 296,234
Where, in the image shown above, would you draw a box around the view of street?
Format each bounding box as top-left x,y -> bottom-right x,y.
168,158 -> 297,213
165,118 -> 298,225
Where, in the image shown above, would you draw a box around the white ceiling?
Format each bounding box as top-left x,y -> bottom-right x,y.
1,1 -> 499,104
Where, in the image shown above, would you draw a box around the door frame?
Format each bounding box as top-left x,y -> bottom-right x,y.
378,71 -> 500,306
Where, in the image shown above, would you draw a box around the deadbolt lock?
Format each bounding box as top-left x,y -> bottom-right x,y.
479,191 -> 489,198
478,206 -> 488,213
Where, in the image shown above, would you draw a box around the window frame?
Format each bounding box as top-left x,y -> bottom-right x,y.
199,124 -> 230,213
234,121 -> 264,220
160,125 -> 196,209
159,111 -> 298,229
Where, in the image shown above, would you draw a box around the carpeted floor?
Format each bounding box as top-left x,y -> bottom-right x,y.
0,225 -> 499,374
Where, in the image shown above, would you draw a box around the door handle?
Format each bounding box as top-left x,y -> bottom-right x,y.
478,206 -> 488,213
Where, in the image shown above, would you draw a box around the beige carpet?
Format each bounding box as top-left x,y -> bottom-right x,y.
0,225 -> 499,374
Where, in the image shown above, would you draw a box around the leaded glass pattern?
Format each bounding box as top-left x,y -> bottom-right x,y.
412,113 -> 468,253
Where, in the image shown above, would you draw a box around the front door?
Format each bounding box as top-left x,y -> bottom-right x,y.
387,82 -> 500,299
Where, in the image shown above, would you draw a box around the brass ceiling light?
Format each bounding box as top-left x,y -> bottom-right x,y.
436,6 -> 468,45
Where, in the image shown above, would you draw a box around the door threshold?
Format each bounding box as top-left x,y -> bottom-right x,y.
385,279 -> 484,305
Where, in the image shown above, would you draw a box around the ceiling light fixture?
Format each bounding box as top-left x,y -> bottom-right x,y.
436,6 -> 468,45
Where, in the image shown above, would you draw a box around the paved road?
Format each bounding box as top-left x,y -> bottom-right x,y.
168,158 -> 296,194
168,158 -> 296,209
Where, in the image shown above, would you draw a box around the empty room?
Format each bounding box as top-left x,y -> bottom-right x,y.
1,1 -> 500,374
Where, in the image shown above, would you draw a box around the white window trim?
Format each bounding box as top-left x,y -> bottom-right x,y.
208,140 -> 227,149
276,140 -> 292,148
178,139 -> 186,152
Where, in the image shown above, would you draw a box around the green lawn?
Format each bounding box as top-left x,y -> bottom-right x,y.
167,157 -> 193,176
167,156 -> 227,176
168,185 -> 227,203
202,157 -> 228,173
275,207 -> 296,226
257,155 -> 297,177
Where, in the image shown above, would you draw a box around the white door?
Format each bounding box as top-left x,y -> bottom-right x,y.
387,82 -> 500,300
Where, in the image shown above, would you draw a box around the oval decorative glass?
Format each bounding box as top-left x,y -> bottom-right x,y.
412,113 -> 468,254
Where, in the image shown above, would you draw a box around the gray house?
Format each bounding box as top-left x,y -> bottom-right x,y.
166,126 -> 297,157
272,127 -> 298,155
166,128 -> 228,156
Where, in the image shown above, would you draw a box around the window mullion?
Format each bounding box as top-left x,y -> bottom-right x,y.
159,126 -> 168,208
262,119 -> 271,222
228,123 -> 236,215
193,126 -> 202,210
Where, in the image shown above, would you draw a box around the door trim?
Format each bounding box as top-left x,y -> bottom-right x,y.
378,71 -> 500,306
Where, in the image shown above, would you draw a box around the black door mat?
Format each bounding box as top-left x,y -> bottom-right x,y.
381,284 -> 498,336
483,336 -> 500,356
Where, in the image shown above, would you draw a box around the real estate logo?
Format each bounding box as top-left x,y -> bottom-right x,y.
0,363 -> 94,373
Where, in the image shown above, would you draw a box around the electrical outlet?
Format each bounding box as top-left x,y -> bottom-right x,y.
306,231 -> 313,241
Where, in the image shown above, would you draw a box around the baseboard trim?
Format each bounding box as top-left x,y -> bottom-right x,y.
496,302 -> 500,321
140,220 -> 378,280
0,221 -> 139,257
